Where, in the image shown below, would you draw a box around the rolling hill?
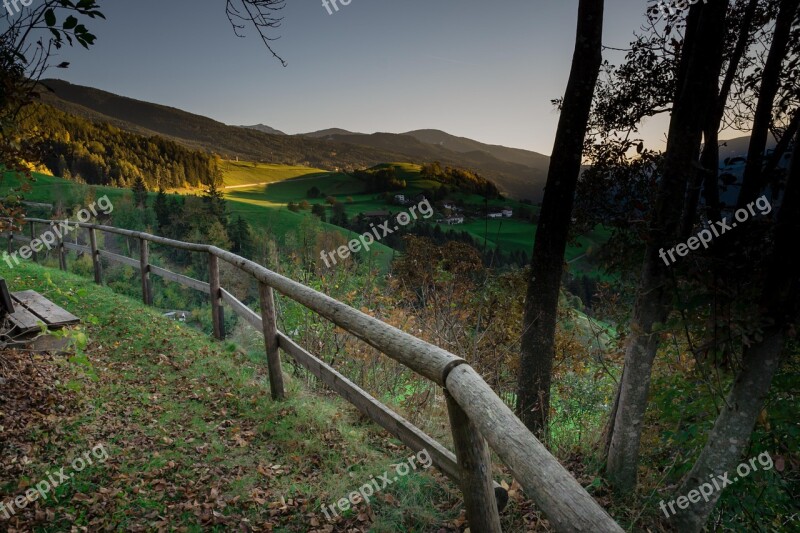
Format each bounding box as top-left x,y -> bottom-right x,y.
38,79 -> 549,201
240,123 -> 287,135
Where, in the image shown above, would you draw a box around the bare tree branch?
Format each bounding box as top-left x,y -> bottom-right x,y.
226,0 -> 287,67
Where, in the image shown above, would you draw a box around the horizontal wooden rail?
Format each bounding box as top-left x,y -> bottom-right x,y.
6,234 -> 89,256
152,265 -> 210,294
63,241 -> 91,254
279,332 -> 510,509
22,218 -> 465,386
446,364 -> 622,531
98,248 -> 141,269
16,217 -> 622,531
221,289 -> 260,329
211,247 -> 465,387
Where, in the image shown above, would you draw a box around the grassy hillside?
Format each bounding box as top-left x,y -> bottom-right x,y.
3,160 -> 606,274
0,261 -> 463,531
220,162 -> 551,260
221,161 -> 330,187
1,170 -> 398,269
217,161 -> 614,273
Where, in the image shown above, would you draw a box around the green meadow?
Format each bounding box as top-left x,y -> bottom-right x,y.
3,161 -> 608,274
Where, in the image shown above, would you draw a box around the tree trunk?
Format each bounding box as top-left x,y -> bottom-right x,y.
517,0 -> 604,436
668,331 -> 785,532
738,0 -> 799,206
762,109 -> 800,183
684,0 -> 757,231
670,132 -> 800,532
605,1 -> 727,492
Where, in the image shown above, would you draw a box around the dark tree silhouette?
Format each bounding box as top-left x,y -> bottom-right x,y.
517,0 -> 604,436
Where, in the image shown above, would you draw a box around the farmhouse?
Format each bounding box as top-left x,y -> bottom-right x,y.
502,207 -> 513,217
439,216 -> 464,225
394,194 -> 407,204
487,212 -> 503,219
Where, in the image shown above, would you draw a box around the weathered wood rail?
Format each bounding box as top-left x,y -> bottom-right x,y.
5,217 -> 623,532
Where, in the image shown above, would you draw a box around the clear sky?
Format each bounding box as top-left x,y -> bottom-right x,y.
44,0 -> 672,156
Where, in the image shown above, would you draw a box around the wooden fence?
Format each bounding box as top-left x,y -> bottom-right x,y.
5,217 -> 623,532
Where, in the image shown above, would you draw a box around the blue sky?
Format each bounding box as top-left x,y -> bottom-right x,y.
44,0 -> 670,155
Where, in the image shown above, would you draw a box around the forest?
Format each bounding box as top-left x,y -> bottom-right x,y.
18,103 -> 219,189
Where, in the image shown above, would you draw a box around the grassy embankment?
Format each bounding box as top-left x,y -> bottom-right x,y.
0,260 -> 468,531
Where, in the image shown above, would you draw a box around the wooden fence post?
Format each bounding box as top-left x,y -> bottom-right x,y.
139,237 -> 152,305
29,222 -> 37,262
89,227 -> 102,284
445,390 -> 502,533
208,253 -> 224,340
259,282 -> 285,400
52,222 -> 67,271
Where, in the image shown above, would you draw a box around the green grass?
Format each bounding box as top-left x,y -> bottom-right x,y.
0,260 -> 459,531
4,162 -> 611,274
4,171 -> 136,207
220,161 -> 331,187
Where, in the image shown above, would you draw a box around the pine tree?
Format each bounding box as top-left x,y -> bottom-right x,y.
228,216 -> 253,256
203,181 -> 228,227
132,176 -> 148,209
154,187 -> 170,232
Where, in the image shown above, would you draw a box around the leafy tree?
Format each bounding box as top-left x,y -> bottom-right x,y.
311,203 -> 326,221
331,202 -> 348,226
307,186 -> 321,199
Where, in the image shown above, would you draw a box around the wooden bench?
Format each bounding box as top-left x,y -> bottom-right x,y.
0,279 -> 80,334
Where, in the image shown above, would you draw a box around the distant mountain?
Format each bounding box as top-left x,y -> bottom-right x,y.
717,134 -> 777,161
403,129 -> 551,170
38,79 -> 549,201
241,124 -> 286,135
295,131 -> 549,201
38,79 -> 410,170
300,128 -> 551,198
302,128 -> 357,138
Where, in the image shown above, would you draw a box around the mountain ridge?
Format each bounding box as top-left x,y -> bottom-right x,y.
39,79 -> 549,200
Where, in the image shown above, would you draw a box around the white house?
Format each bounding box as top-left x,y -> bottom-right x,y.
502,207 -> 513,217
394,194 -> 407,204
487,212 -> 503,219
